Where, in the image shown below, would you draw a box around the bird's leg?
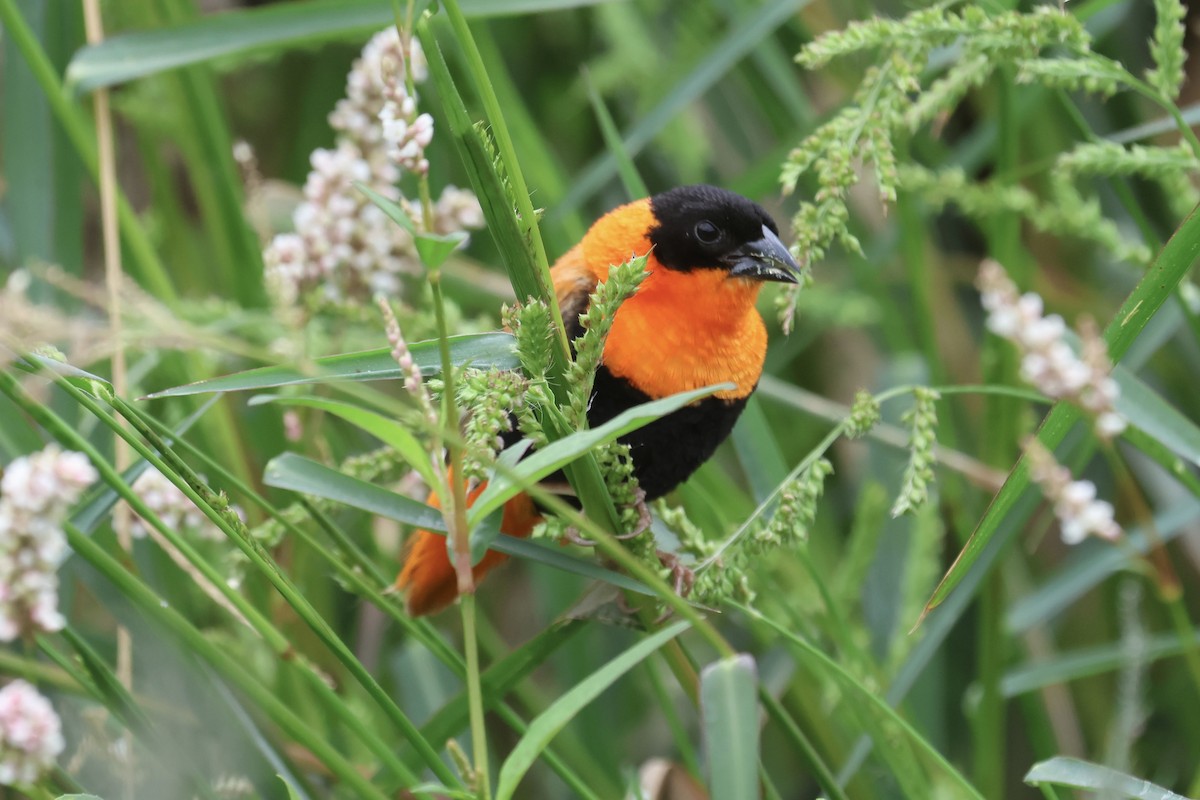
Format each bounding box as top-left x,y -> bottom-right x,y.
559,487 -> 651,546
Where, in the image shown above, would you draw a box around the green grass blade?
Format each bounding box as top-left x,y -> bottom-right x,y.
1115,364 -> 1200,467
144,332 -> 518,398
1025,756 -> 1194,799
494,620 -> 692,800
469,383 -> 732,526
700,654 -> 760,800
262,452 -> 656,595
251,394 -> 436,485
64,0 -> 622,93
1005,499 -> 1200,634
552,0 -> 810,217
926,200 -> 1200,612
264,451 -> 447,530
1003,627 -> 1200,697
582,67 -> 647,199
406,620 -> 587,766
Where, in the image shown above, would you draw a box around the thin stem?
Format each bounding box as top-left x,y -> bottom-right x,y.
462,595 -> 491,799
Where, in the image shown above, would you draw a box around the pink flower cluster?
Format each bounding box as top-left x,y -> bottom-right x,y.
978,259 -> 1125,439
0,446 -> 96,641
263,28 -> 483,308
1025,439 -> 1121,545
0,680 -> 64,786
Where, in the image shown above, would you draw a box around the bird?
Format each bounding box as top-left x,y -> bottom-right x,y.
397,184 -> 800,615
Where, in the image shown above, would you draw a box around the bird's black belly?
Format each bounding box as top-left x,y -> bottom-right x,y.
587,365 -> 749,500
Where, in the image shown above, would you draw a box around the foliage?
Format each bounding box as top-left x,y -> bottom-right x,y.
2,0 -> 1200,799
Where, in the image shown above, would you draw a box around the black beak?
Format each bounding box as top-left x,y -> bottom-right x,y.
722,225 -> 801,284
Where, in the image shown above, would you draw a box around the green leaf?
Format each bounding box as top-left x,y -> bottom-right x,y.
277,776 -> 304,800
1115,363 -> 1200,467
700,654 -> 760,800
264,452 -> 447,530
262,452 -> 656,596
926,198 -> 1200,613
1025,756 -> 1194,799
1005,499 -> 1200,635
469,383 -> 732,526
1003,627 -> 1200,697
145,332 -> 518,398
356,182 -> 417,235
405,619 -> 587,769
64,0 -> 624,93
494,620 -> 691,800
55,795 -> 106,800
415,230 -> 469,270
250,394 -> 436,486
552,0 -> 810,217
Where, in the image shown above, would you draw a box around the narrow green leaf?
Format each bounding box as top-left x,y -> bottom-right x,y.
356,182 -> 417,235
262,453 -> 656,595
701,654 -> 760,800
1115,364 -> 1200,467
468,384 -> 732,526
264,452 -> 447,530
415,230 -> 469,270
278,775 -> 304,800
582,67 -> 647,199
1024,756 -> 1193,799
1006,499 -> 1200,634
144,332 -> 518,398
494,620 -> 691,800
552,0 -> 810,217
927,199 -> 1200,612
407,619 -> 587,768
250,394 -> 436,486
64,0 -> 624,93
1003,627 -> 1200,697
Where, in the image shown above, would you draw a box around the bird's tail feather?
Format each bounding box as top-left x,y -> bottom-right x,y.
396,486 -> 540,616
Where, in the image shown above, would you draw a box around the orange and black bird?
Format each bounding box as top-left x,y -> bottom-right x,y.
398,184 -> 800,615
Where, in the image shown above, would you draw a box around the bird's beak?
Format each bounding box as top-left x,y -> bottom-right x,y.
723,225 -> 801,284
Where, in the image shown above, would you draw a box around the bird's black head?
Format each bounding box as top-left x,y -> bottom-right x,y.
647,184 -> 800,283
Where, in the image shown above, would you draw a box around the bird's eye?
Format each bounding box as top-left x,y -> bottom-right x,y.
694,220 -> 722,244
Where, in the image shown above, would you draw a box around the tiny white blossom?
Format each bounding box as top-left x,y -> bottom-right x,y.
0,681 -> 64,786
0,447 -> 96,641
978,260 -> 1126,439
126,468 -> 242,543
1026,439 -> 1122,545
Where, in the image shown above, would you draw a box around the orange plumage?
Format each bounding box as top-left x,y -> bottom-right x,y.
396,186 -> 799,615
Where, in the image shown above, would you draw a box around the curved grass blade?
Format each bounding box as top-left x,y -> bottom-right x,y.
65,0 -> 623,93
262,452 -> 655,596
1003,626 -> 1200,697
1005,499 -> 1200,634
494,620 -> 691,800
145,332 -> 518,398
552,0 -> 810,218
264,452 -> 446,530
925,199 -> 1200,613
1025,756 -> 1193,799
469,383 -> 731,527
701,654 -> 760,800
251,394 -> 436,486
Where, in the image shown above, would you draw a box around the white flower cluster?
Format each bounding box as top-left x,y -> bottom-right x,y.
1025,438 -> 1121,545
127,468 -> 229,542
0,680 -> 64,786
978,259 -> 1126,439
263,28 -> 483,308
0,446 -> 96,641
